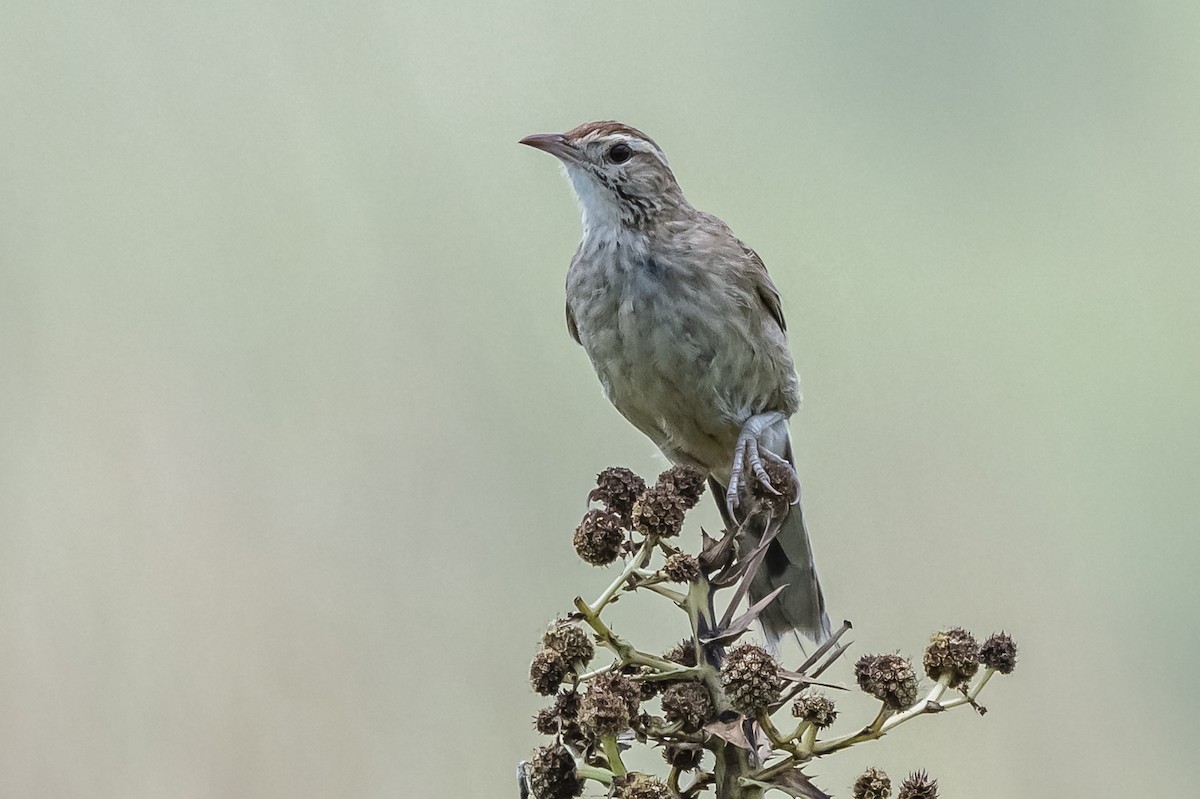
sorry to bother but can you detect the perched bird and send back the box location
[521,121,831,644]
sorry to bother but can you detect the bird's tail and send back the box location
[746,500,831,646]
[710,442,831,647]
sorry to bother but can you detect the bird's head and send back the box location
[520,121,687,232]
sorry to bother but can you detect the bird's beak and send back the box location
[519,133,581,163]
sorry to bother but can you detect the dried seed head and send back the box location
[578,672,640,737]
[631,484,687,538]
[614,773,671,799]
[542,621,595,667]
[923,627,980,688]
[663,553,701,582]
[897,770,939,799]
[662,743,705,771]
[656,466,707,509]
[530,649,568,696]
[852,767,892,799]
[790,691,838,729]
[751,459,800,516]
[591,467,647,524]
[663,639,699,668]
[979,631,1019,674]
[528,744,583,799]
[637,669,660,701]
[553,690,581,721]
[533,706,559,736]
[660,681,716,731]
[552,691,585,747]
[573,508,625,566]
[855,653,919,709]
[720,643,782,715]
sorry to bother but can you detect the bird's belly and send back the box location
[579,297,765,474]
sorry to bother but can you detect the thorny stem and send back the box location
[601,734,627,777]
[938,667,996,712]
[589,538,656,613]
[755,709,797,755]
[814,673,966,756]
[575,763,614,785]
[574,594,681,672]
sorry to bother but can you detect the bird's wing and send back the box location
[566,301,581,344]
[742,245,787,334]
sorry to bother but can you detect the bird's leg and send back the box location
[726,411,794,511]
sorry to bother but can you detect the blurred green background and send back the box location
[1,2,1197,796]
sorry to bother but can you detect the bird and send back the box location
[520,121,831,645]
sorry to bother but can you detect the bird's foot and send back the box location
[725,412,796,513]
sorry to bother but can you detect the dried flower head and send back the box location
[923,627,980,688]
[637,669,661,701]
[631,484,688,538]
[663,639,699,668]
[897,770,939,799]
[791,691,838,729]
[662,743,705,771]
[852,767,892,799]
[578,671,640,737]
[855,653,919,709]
[552,691,584,746]
[533,706,559,736]
[751,459,800,516]
[979,631,1019,674]
[542,621,595,667]
[614,773,671,799]
[660,680,715,731]
[530,649,568,696]
[573,508,625,566]
[720,643,782,714]
[591,467,646,524]
[527,744,583,799]
[663,553,701,582]
[656,466,707,509]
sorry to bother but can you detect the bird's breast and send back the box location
[566,238,794,472]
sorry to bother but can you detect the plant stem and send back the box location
[601,734,627,777]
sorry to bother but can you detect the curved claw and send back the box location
[726,413,800,513]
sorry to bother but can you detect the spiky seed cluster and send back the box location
[656,466,707,509]
[751,459,800,515]
[573,508,625,566]
[855,653,919,709]
[791,691,838,729]
[720,643,782,714]
[980,631,1019,674]
[662,743,704,771]
[923,627,980,688]
[663,553,701,582]
[631,483,688,538]
[897,770,939,799]
[614,774,671,799]
[533,707,559,736]
[579,672,640,737]
[527,744,583,799]
[591,467,646,525]
[663,639,698,668]
[542,621,595,667]
[530,650,567,696]
[660,681,715,731]
[852,767,892,799]
[533,691,582,737]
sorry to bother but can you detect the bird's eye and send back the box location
[607,143,632,164]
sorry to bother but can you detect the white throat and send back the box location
[564,166,624,237]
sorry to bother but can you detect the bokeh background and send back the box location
[2,2,1197,797]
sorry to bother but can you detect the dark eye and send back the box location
[607,143,632,163]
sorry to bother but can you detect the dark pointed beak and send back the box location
[519,133,581,163]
